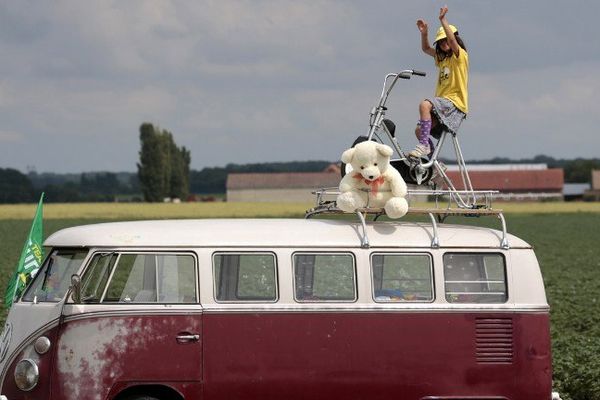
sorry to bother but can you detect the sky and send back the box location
[0,0,599,173]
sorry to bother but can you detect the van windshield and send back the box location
[21,249,88,303]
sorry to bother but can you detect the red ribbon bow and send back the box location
[353,173,385,195]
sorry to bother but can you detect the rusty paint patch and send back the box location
[57,317,162,400]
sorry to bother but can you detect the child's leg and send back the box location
[410,100,433,157]
[418,100,433,144]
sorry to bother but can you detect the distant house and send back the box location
[227,165,341,202]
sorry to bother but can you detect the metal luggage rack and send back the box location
[305,187,509,250]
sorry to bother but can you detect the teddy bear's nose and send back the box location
[368,175,374,180]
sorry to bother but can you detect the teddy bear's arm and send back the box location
[339,174,356,193]
[387,170,408,197]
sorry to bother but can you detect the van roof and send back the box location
[44,219,531,249]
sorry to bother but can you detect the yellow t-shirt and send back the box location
[435,48,469,114]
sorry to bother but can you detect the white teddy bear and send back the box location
[337,140,409,219]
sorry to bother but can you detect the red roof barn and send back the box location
[444,168,564,193]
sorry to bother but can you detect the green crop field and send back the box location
[0,202,599,399]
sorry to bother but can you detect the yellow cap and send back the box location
[433,24,458,44]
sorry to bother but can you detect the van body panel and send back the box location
[0,303,63,390]
[0,324,60,399]
[508,250,548,305]
[202,311,551,399]
[51,313,202,400]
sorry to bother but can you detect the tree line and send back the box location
[1,137,600,204]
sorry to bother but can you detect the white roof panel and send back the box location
[44,219,531,249]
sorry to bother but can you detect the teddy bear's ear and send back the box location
[341,148,355,164]
[376,144,393,157]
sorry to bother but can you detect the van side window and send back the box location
[371,254,434,302]
[293,253,356,302]
[213,253,277,302]
[103,254,197,303]
[443,253,507,303]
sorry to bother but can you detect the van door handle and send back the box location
[176,334,200,343]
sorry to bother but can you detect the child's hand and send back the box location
[416,19,428,34]
[439,6,448,20]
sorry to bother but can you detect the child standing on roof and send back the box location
[409,5,469,158]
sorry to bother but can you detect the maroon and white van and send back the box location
[0,218,559,400]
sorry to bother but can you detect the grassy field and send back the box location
[1,200,600,220]
[0,202,599,399]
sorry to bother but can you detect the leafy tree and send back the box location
[0,168,35,203]
[137,123,191,201]
[42,182,82,202]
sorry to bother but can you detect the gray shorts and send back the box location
[427,97,466,136]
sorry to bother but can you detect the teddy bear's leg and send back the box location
[337,191,367,213]
[384,197,409,219]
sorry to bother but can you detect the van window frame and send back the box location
[370,252,435,303]
[212,251,279,304]
[81,250,199,304]
[442,251,509,304]
[292,251,358,303]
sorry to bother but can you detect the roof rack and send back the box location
[305,188,509,250]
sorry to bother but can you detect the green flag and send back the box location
[4,193,44,308]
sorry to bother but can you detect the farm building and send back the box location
[442,164,564,200]
[226,165,340,202]
[563,183,590,201]
[226,163,565,202]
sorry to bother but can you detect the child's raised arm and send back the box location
[417,19,436,58]
[439,6,460,57]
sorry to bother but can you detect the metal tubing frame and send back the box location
[498,212,510,249]
[356,211,370,249]
[363,74,478,209]
[412,131,476,209]
[428,213,440,248]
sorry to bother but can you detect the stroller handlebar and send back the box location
[378,69,427,107]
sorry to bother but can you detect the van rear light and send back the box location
[475,317,514,364]
[14,359,39,391]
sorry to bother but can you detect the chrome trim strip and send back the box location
[198,306,549,314]
[61,309,204,323]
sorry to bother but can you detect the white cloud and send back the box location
[0,1,599,172]
[0,130,24,143]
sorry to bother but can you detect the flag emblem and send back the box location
[4,194,44,308]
